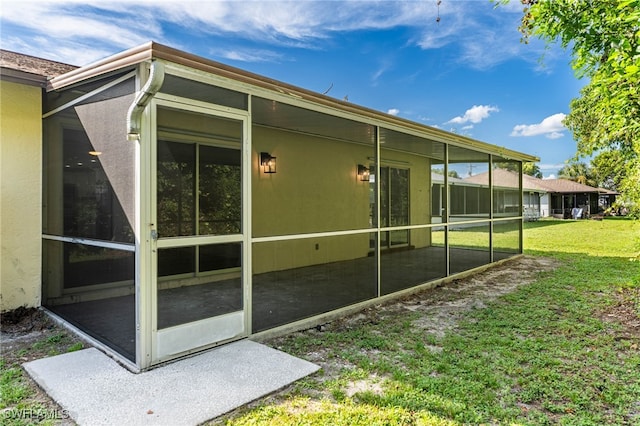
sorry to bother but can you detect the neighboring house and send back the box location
[0,42,538,371]
[597,187,619,213]
[463,168,607,219]
[430,172,473,222]
[462,168,547,221]
[536,178,601,219]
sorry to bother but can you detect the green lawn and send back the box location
[222,218,640,425]
[0,331,83,426]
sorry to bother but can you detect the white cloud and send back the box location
[539,163,565,180]
[547,131,564,139]
[510,113,567,138]
[447,105,499,125]
[371,61,393,85]
[539,163,565,171]
[387,108,400,116]
[210,48,285,63]
[1,2,160,44]
[462,125,474,130]
[2,35,115,66]
[414,2,551,70]
[0,1,164,64]
[0,0,554,70]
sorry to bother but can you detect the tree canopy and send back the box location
[557,161,597,187]
[591,150,627,191]
[495,161,542,178]
[508,0,640,215]
[522,162,542,179]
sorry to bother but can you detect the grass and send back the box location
[1,329,83,425]
[222,218,640,425]
[0,361,30,407]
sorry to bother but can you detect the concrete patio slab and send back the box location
[23,340,319,425]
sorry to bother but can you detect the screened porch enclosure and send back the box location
[42,71,137,360]
[41,44,533,370]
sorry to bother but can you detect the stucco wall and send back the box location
[252,125,433,274]
[540,194,550,217]
[252,126,372,273]
[0,80,43,312]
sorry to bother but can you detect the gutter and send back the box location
[0,67,48,87]
[126,60,165,141]
[49,42,537,162]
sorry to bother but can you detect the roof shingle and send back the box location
[463,168,603,194]
[1,50,77,85]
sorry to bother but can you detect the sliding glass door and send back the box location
[380,166,410,249]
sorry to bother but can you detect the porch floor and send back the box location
[47,247,516,362]
[23,340,319,425]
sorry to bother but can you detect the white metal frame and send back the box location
[137,91,250,367]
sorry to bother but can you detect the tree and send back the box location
[557,161,597,187]
[494,161,542,178]
[522,162,542,178]
[591,150,627,191]
[507,0,640,215]
[432,168,461,179]
[494,162,519,173]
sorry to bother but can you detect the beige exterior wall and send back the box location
[0,80,43,312]
[251,125,433,274]
[252,126,372,273]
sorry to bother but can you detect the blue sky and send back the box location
[1,0,586,178]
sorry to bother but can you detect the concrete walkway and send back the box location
[23,340,319,425]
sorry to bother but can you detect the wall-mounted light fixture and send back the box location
[260,152,277,174]
[357,164,370,182]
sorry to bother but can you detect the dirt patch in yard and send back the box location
[402,256,561,336]
[1,307,80,364]
[271,256,563,377]
[597,285,640,346]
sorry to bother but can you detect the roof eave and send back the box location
[1,67,48,87]
[46,41,539,163]
[47,41,154,91]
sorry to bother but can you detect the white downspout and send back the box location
[129,59,164,369]
[127,60,165,141]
